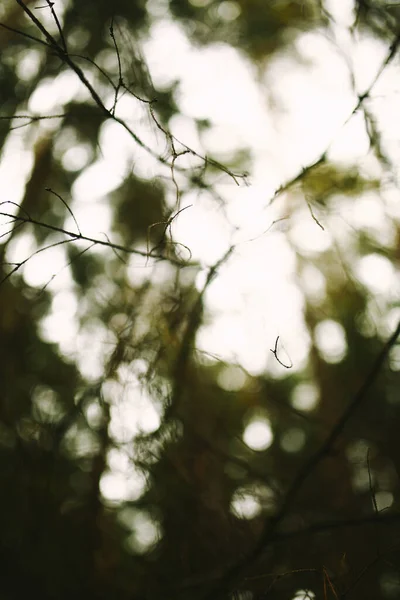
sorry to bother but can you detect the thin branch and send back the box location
[109,17,124,115]
[206,318,400,598]
[367,448,379,515]
[0,211,197,268]
[45,188,81,235]
[0,20,51,47]
[147,204,193,261]
[38,242,95,295]
[67,54,117,90]
[270,335,293,369]
[266,28,400,208]
[307,200,325,230]
[13,0,247,186]
[269,511,400,543]
[0,113,67,133]
[341,540,400,598]
[164,246,235,422]
[45,0,67,52]
[0,237,74,286]
[267,154,327,207]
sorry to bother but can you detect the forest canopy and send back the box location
[1,1,400,599]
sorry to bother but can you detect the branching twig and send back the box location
[45,188,81,235]
[9,0,247,186]
[270,335,293,369]
[206,318,400,599]
[0,209,196,268]
[165,246,235,422]
[266,28,400,208]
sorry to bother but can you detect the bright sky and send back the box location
[2,0,400,552]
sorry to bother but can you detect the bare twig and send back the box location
[45,188,81,235]
[206,319,400,599]
[0,208,197,268]
[10,0,247,186]
[165,246,235,421]
[266,28,400,208]
[270,335,293,369]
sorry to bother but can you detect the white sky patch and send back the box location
[62,144,92,172]
[220,182,285,240]
[267,37,355,170]
[178,44,272,149]
[355,253,395,295]
[299,265,327,305]
[18,238,71,290]
[324,0,355,26]
[328,111,371,162]
[384,186,400,221]
[171,196,232,263]
[293,590,316,600]
[73,159,125,202]
[103,370,161,443]
[40,287,78,342]
[69,200,113,240]
[39,288,80,355]
[243,418,273,451]
[374,491,394,512]
[40,308,78,350]
[147,0,169,18]
[108,394,160,443]
[196,233,309,375]
[231,489,262,519]
[84,400,104,429]
[385,307,400,335]
[147,20,273,162]
[16,48,43,82]
[314,319,347,364]
[197,314,252,367]
[202,123,244,155]
[289,215,332,254]
[144,20,192,89]
[100,470,147,504]
[28,78,62,114]
[101,448,148,505]
[291,382,320,412]
[169,114,203,153]
[350,193,388,231]
[0,134,32,207]
[99,119,147,172]
[217,365,247,391]
[71,319,114,381]
[353,36,394,94]
[28,71,84,114]
[230,483,275,519]
[218,1,241,21]
[123,510,161,554]
[5,224,36,264]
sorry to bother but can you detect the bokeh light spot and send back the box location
[243,418,273,451]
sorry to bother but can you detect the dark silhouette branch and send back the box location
[267,27,400,209]
[8,0,247,186]
[0,209,197,268]
[206,318,400,599]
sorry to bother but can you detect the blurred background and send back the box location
[1,0,400,598]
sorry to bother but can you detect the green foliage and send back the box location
[169,0,326,59]
[111,173,166,243]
